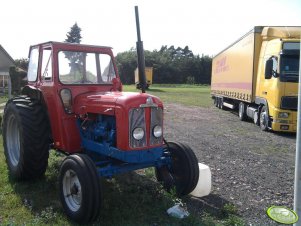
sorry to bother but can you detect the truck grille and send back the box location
[129,107,163,148]
[281,96,297,110]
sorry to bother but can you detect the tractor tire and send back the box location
[59,154,101,224]
[156,142,199,196]
[3,96,50,180]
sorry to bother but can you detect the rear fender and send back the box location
[22,85,43,102]
[21,85,53,141]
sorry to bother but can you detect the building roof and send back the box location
[0,45,15,71]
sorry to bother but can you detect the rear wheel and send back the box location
[156,142,199,196]
[253,111,259,125]
[238,102,247,121]
[3,96,50,180]
[59,154,101,223]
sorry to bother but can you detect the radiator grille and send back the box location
[281,96,297,110]
[129,106,163,148]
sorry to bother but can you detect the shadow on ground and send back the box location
[147,88,166,93]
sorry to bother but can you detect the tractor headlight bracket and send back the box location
[60,88,73,114]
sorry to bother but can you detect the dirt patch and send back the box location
[163,103,296,225]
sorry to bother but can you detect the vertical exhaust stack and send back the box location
[135,6,147,93]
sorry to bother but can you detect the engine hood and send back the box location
[73,91,163,115]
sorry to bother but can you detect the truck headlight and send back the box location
[153,125,162,138]
[278,112,289,118]
[133,127,144,140]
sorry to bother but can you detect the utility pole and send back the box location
[294,43,301,226]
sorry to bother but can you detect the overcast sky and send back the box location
[1,0,300,59]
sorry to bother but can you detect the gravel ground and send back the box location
[163,103,296,225]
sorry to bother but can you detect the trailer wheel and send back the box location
[260,106,269,131]
[214,97,219,107]
[59,154,101,223]
[156,142,199,196]
[219,98,224,110]
[3,96,50,180]
[238,102,247,121]
[253,111,260,125]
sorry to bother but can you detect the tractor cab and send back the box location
[24,42,124,152]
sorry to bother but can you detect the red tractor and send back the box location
[2,7,199,223]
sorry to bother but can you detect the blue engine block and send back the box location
[80,115,116,146]
[78,115,171,178]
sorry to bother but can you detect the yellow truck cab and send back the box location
[211,26,300,132]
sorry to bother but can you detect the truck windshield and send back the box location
[280,54,300,82]
[58,51,116,85]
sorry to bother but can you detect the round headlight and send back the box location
[133,127,144,140]
[153,125,162,138]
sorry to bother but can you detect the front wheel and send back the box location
[59,154,101,223]
[260,106,269,131]
[156,142,199,196]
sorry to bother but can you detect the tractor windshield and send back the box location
[58,51,116,84]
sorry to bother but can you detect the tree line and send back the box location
[115,45,212,85]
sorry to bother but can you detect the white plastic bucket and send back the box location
[190,163,211,197]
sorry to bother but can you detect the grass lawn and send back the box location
[123,84,212,108]
[0,85,244,225]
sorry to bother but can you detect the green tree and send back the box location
[9,58,29,94]
[65,23,82,43]
[9,66,27,94]
[115,49,137,84]
[15,58,29,71]
[65,23,83,79]
[115,45,212,85]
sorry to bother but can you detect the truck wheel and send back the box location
[260,106,269,131]
[219,98,224,110]
[238,102,247,121]
[213,97,216,106]
[156,142,199,196]
[59,154,101,223]
[253,111,259,125]
[214,97,219,107]
[3,97,50,180]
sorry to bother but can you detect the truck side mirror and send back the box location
[265,57,278,79]
[265,59,273,79]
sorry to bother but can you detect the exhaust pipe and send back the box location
[135,6,147,93]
